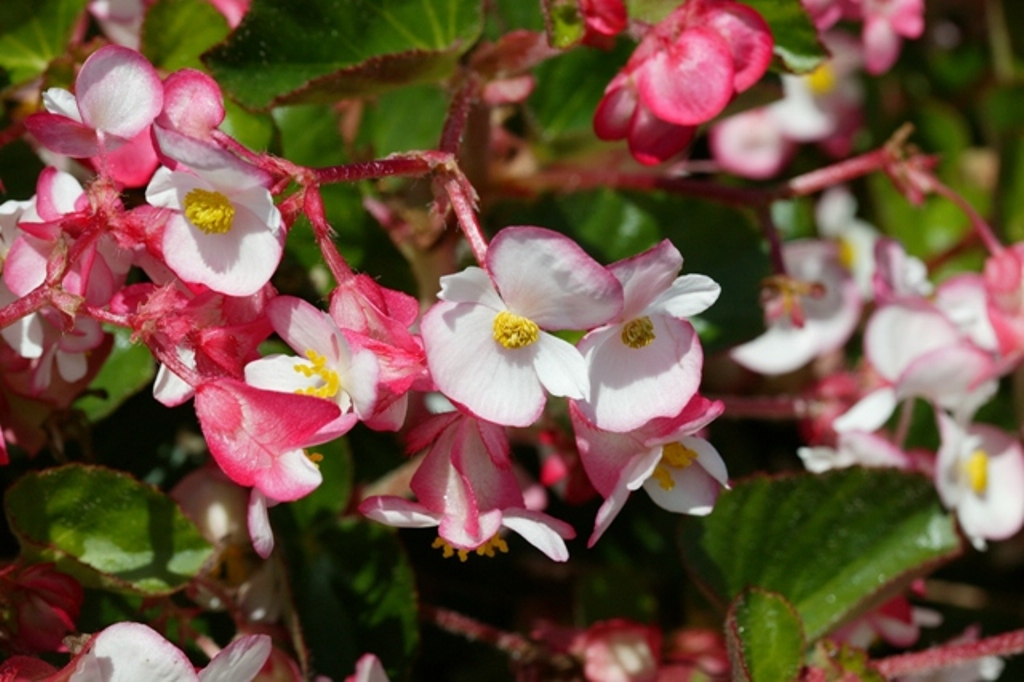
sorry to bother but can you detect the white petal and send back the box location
[532,333,589,401]
[247,489,274,559]
[198,634,272,682]
[501,509,574,562]
[832,388,898,433]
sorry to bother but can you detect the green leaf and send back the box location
[359,83,449,155]
[288,437,355,529]
[279,514,419,680]
[726,588,805,682]
[0,0,87,87]
[5,464,214,595]
[141,0,230,71]
[75,327,156,423]
[203,0,484,110]
[679,468,962,641]
[742,0,825,73]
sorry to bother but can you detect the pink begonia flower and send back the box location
[574,239,719,433]
[194,378,342,502]
[0,562,83,654]
[245,295,378,441]
[57,622,270,681]
[833,300,998,434]
[861,0,924,74]
[580,0,628,46]
[571,395,726,546]
[25,45,162,186]
[154,69,228,171]
[346,654,390,682]
[797,430,910,473]
[832,595,939,650]
[933,274,999,356]
[871,236,932,304]
[816,186,881,297]
[359,411,576,561]
[579,619,662,682]
[981,241,1024,361]
[420,226,623,428]
[730,239,862,375]
[935,413,1024,550]
[328,274,428,431]
[145,139,283,296]
[593,0,773,165]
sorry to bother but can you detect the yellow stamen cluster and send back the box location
[183,188,235,234]
[806,63,836,96]
[293,349,341,399]
[651,442,700,491]
[837,237,856,272]
[493,310,540,349]
[432,535,510,562]
[964,449,989,494]
[305,451,324,468]
[621,316,656,349]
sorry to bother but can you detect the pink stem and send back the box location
[873,627,1024,677]
[313,155,434,184]
[303,186,354,283]
[439,72,478,155]
[440,172,489,266]
[421,605,534,658]
[0,288,50,331]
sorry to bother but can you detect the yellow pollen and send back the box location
[493,310,540,349]
[305,451,324,468]
[838,237,856,272]
[293,349,341,399]
[653,442,700,491]
[183,188,235,234]
[621,316,656,349]
[432,535,509,562]
[806,63,836,96]
[964,449,989,494]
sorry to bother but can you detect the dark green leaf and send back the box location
[141,0,230,71]
[0,0,88,86]
[288,437,355,528]
[680,468,962,641]
[5,464,214,595]
[75,327,156,423]
[204,0,484,110]
[279,514,419,680]
[726,588,805,682]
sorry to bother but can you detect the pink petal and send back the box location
[95,126,159,187]
[24,113,101,157]
[588,450,661,547]
[593,74,636,141]
[608,239,683,319]
[626,104,695,165]
[701,1,775,92]
[158,69,225,140]
[69,622,196,682]
[710,109,793,179]
[198,634,272,682]
[358,496,443,528]
[865,302,963,382]
[348,654,391,682]
[487,226,623,329]
[570,401,646,497]
[76,45,164,139]
[635,27,734,126]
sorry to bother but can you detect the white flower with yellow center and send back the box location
[935,413,1024,550]
[146,155,283,297]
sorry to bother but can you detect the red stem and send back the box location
[312,155,434,184]
[873,627,1024,677]
[439,72,479,156]
[0,288,51,331]
[303,186,354,283]
[440,172,489,267]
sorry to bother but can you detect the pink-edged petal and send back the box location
[441,508,504,549]
[635,27,734,126]
[710,109,792,179]
[56,350,88,383]
[4,235,49,296]
[487,226,623,329]
[69,622,196,682]
[152,127,271,188]
[158,69,225,139]
[897,344,996,414]
[348,654,391,682]
[96,127,159,187]
[247,489,274,559]
[649,275,721,318]
[609,239,683,318]
[422,301,546,427]
[251,447,323,502]
[358,496,443,528]
[532,333,590,401]
[701,1,775,92]
[832,388,898,433]
[76,45,163,139]
[579,316,702,432]
[267,296,341,360]
[36,166,86,219]
[865,302,961,382]
[436,266,505,309]
[862,17,901,75]
[570,401,646,496]
[501,508,575,562]
[588,449,661,547]
[593,74,636,141]
[25,113,101,157]
[626,106,695,166]
[198,634,272,682]
[153,351,196,407]
[958,425,1024,542]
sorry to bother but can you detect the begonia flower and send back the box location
[935,413,1024,550]
[145,149,283,296]
[420,226,623,427]
[574,239,719,432]
[245,295,378,441]
[593,0,773,164]
[861,0,924,74]
[194,378,342,502]
[359,411,575,561]
[730,239,862,375]
[571,395,726,546]
[797,430,910,473]
[0,562,82,654]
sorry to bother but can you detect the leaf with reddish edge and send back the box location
[203,0,484,110]
[4,464,214,596]
[679,468,962,642]
[726,588,805,682]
